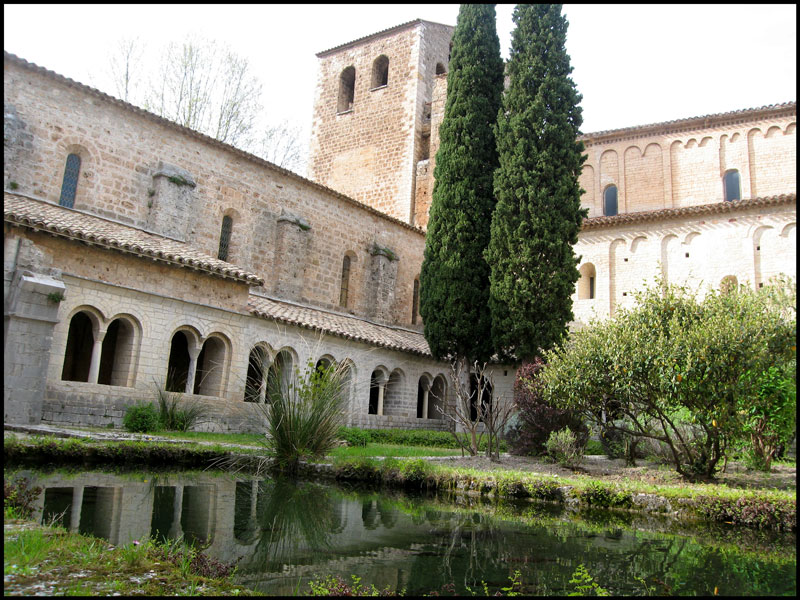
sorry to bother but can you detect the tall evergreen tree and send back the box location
[486,4,587,362]
[419,4,504,363]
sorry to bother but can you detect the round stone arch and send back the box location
[368,366,389,415]
[98,312,142,387]
[384,368,405,417]
[195,332,232,397]
[430,374,448,420]
[60,304,105,383]
[267,346,298,401]
[416,372,433,419]
[165,325,202,393]
[338,358,357,407]
[245,342,275,403]
[56,139,99,207]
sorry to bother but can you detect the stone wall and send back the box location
[3,55,426,327]
[308,21,453,223]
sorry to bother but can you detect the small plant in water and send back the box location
[569,564,609,596]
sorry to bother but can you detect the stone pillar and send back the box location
[87,329,106,384]
[422,388,429,420]
[146,162,196,241]
[377,383,385,417]
[168,484,184,540]
[258,354,270,404]
[4,266,66,424]
[366,244,398,322]
[273,210,311,301]
[70,485,84,532]
[185,346,201,395]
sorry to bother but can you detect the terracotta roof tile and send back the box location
[580,102,796,141]
[581,194,796,230]
[4,193,264,285]
[248,295,431,356]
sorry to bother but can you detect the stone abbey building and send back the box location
[4,19,796,431]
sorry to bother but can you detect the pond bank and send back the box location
[4,425,796,533]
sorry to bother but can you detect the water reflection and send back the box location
[18,469,797,596]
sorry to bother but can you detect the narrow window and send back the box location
[411,278,420,324]
[338,66,355,113]
[339,255,351,308]
[589,276,595,300]
[217,215,233,261]
[603,185,618,217]
[435,62,446,75]
[166,331,190,393]
[59,153,81,208]
[723,169,741,202]
[371,55,389,88]
[578,263,596,300]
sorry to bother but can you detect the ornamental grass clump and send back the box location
[262,359,350,474]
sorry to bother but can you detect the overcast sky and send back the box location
[4,4,796,170]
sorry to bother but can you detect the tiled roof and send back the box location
[3,52,425,236]
[4,193,264,285]
[581,194,796,230]
[580,102,796,142]
[248,295,431,356]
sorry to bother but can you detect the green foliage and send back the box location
[4,476,43,519]
[568,564,610,596]
[337,426,507,452]
[420,4,504,363]
[693,494,796,532]
[262,358,350,473]
[332,457,382,483]
[487,4,587,362]
[338,426,370,447]
[155,386,208,432]
[542,278,796,479]
[122,402,160,433]
[584,439,604,455]
[580,482,633,509]
[399,458,432,486]
[544,428,584,468]
[309,574,397,596]
[737,366,796,471]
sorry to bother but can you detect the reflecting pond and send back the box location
[17,469,797,596]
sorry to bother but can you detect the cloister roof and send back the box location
[248,294,432,357]
[4,192,264,286]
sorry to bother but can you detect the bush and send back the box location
[264,359,351,474]
[155,387,208,432]
[542,278,796,480]
[545,428,583,468]
[123,402,160,433]
[338,427,370,447]
[400,458,432,486]
[580,482,632,509]
[506,358,588,456]
[4,476,43,519]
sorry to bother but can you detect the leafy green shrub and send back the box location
[542,278,796,480]
[584,439,604,455]
[263,359,351,473]
[338,427,370,447]
[123,402,160,433]
[545,428,583,468]
[400,459,432,486]
[309,575,398,596]
[569,564,610,596]
[580,482,632,509]
[694,495,796,532]
[507,358,588,456]
[525,480,563,502]
[4,476,43,519]
[738,366,796,472]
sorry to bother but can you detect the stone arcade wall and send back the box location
[3,54,425,328]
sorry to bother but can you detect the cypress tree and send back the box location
[486,4,587,362]
[419,4,504,363]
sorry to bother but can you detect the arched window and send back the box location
[435,62,446,75]
[217,215,233,261]
[603,185,618,217]
[59,153,81,208]
[267,349,293,401]
[723,169,741,202]
[338,66,355,113]
[195,336,226,396]
[61,311,94,382]
[411,278,420,324]
[245,346,270,403]
[339,255,351,308]
[97,317,137,387]
[578,263,596,300]
[371,55,389,88]
[166,331,191,393]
